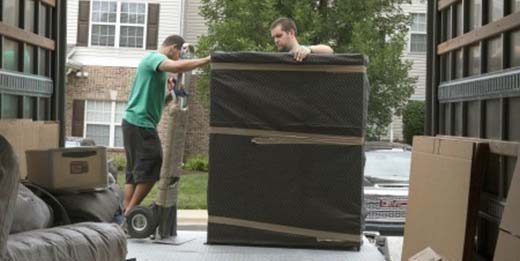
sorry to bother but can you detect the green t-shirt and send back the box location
[123,52,168,129]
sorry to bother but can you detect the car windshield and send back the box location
[364,149,411,182]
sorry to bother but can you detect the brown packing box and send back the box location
[494,231,520,261]
[499,157,520,238]
[402,136,483,261]
[0,120,59,179]
[26,146,108,192]
[494,156,520,261]
[408,247,445,261]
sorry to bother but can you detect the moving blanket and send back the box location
[208,52,369,249]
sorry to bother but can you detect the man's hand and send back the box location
[293,46,311,62]
[167,76,177,92]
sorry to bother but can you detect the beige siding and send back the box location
[407,54,427,100]
[67,0,80,45]
[158,0,183,46]
[72,47,148,67]
[183,0,208,45]
[402,0,427,101]
[386,0,427,141]
[401,0,427,14]
[67,0,183,68]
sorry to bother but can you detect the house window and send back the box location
[409,13,427,53]
[119,3,146,48]
[84,100,126,148]
[90,1,147,48]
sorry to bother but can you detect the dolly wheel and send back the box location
[127,206,157,238]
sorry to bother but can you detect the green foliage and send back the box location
[117,171,209,209]
[177,173,208,209]
[196,0,416,137]
[111,154,127,171]
[184,154,209,172]
[402,100,425,145]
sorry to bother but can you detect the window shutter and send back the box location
[146,4,160,50]
[77,1,91,47]
[72,100,85,137]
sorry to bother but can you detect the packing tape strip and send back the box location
[209,215,362,243]
[211,63,367,73]
[210,127,363,146]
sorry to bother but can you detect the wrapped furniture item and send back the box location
[0,135,127,261]
[55,182,123,223]
[207,52,369,250]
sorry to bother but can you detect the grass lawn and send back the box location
[116,170,208,209]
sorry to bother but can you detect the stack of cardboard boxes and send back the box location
[403,136,520,261]
[0,120,107,192]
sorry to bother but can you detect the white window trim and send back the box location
[83,100,125,148]
[408,12,427,54]
[88,1,148,49]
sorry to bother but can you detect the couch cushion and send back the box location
[0,135,20,259]
[10,184,53,234]
[5,222,127,261]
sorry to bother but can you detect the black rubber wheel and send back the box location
[126,206,157,238]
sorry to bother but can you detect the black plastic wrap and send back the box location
[208,52,369,249]
[210,52,369,136]
[211,52,368,65]
[208,134,364,249]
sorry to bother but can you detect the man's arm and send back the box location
[293,44,334,62]
[309,44,333,54]
[158,56,211,73]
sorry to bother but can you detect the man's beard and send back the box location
[278,45,290,52]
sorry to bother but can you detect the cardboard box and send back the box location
[494,157,520,260]
[26,147,108,191]
[494,231,520,261]
[402,136,486,261]
[0,120,59,179]
[409,247,446,261]
[499,157,520,238]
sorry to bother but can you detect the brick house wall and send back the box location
[183,76,209,158]
[65,66,135,143]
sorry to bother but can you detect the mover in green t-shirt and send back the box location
[122,35,210,216]
[270,17,334,61]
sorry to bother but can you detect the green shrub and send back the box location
[184,154,209,172]
[402,100,425,145]
[111,154,127,171]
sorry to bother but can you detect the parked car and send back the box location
[364,142,411,235]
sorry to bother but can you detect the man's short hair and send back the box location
[270,17,297,35]
[162,35,185,48]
